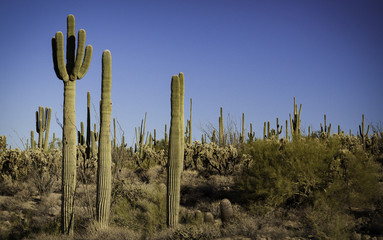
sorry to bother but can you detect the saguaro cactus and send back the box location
[51,14,93,234]
[241,113,245,144]
[359,114,369,150]
[275,118,283,140]
[188,98,192,145]
[320,114,331,137]
[289,97,302,140]
[167,73,185,228]
[96,50,112,228]
[248,123,255,143]
[31,131,36,149]
[219,107,224,145]
[36,106,52,150]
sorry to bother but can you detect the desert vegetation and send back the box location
[1,14,383,240]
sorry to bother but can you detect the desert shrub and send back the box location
[27,149,61,195]
[184,142,244,175]
[131,146,167,170]
[0,148,31,180]
[305,198,356,240]
[237,137,382,209]
[111,179,166,235]
[77,144,97,184]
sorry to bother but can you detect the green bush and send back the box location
[237,136,382,209]
[111,180,166,235]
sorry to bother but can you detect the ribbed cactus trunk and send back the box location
[52,14,92,235]
[96,50,112,228]
[167,73,184,228]
[219,107,224,145]
[43,108,52,151]
[62,80,77,234]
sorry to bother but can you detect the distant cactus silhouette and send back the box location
[320,114,331,138]
[359,114,370,150]
[51,14,93,234]
[289,97,302,140]
[96,50,112,228]
[248,123,255,143]
[167,73,185,228]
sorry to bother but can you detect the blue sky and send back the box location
[1,0,382,148]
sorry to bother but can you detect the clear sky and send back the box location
[1,0,382,148]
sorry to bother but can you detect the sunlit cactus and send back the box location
[51,14,93,235]
[96,50,112,228]
[35,106,51,151]
[167,73,185,228]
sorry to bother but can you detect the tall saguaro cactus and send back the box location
[52,14,93,234]
[96,50,112,228]
[167,73,185,228]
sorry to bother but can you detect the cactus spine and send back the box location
[96,50,112,228]
[167,73,185,228]
[52,14,93,234]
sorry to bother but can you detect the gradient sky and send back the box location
[1,0,383,148]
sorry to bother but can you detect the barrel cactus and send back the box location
[220,198,234,223]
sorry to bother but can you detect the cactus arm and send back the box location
[54,32,69,82]
[298,104,302,133]
[78,45,93,79]
[52,37,61,80]
[71,29,86,80]
[66,15,75,74]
